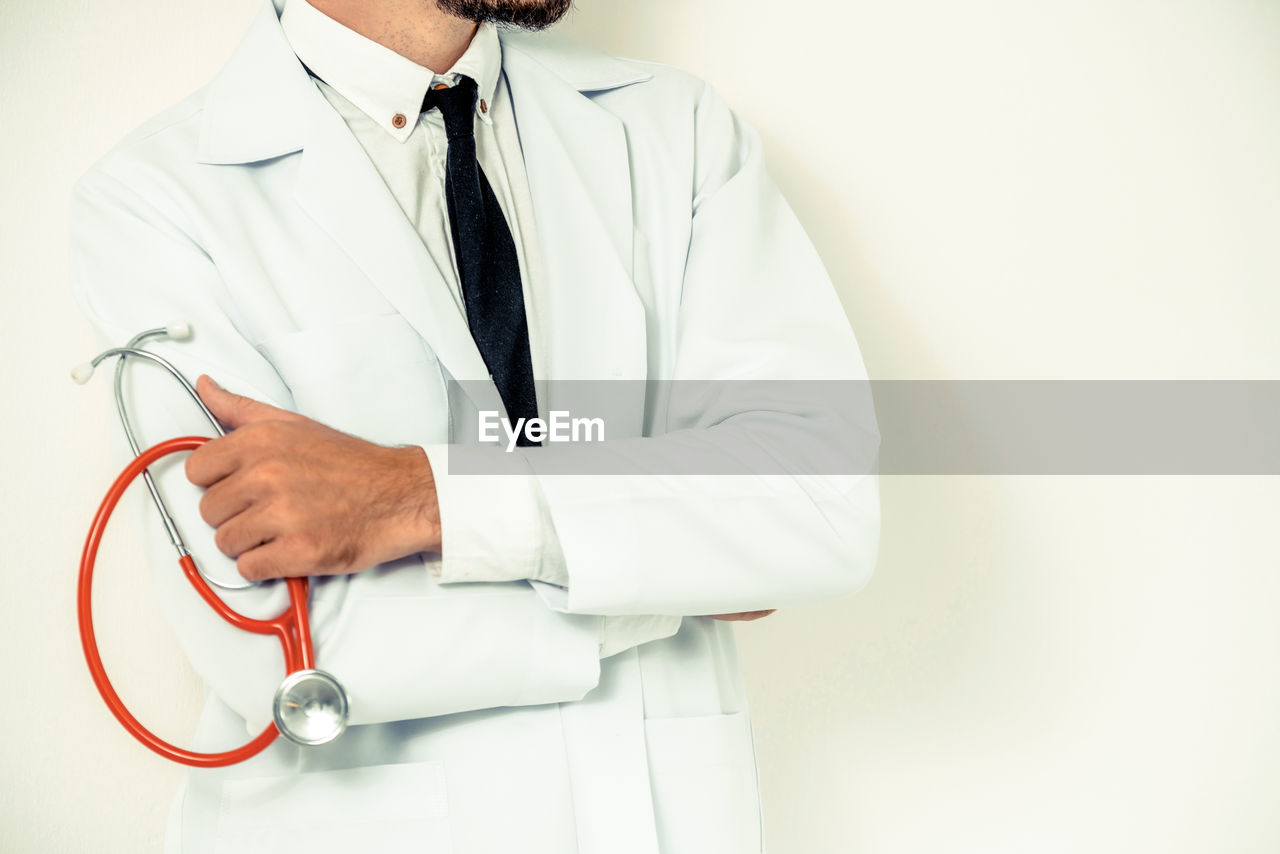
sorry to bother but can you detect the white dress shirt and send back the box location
[279,0,678,655]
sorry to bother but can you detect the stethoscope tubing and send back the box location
[78,434,315,767]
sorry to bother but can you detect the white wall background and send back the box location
[2,0,1278,851]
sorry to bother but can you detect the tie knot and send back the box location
[421,76,479,140]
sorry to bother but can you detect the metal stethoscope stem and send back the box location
[77,324,254,590]
[73,323,348,764]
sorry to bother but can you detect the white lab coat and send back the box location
[68,1,881,851]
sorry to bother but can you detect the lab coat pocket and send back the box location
[213,760,452,854]
[256,312,450,445]
[644,711,763,854]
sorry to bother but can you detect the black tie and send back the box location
[421,77,539,444]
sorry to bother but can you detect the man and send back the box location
[69,0,880,851]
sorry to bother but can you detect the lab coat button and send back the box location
[392,113,407,129]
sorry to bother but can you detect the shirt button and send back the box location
[392,113,407,129]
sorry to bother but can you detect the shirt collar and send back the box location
[280,0,500,141]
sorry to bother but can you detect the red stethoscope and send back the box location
[73,322,348,767]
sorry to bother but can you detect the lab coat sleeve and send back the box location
[421,442,567,586]
[66,166,659,730]
[511,81,882,617]
[422,443,681,655]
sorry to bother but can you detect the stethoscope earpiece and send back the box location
[70,362,95,385]
[164,320,191,340]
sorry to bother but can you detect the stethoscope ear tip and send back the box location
[165,320,192,340]
[70,362,95,385]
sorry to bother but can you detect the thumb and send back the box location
[196,374,302,430]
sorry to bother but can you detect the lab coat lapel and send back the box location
[502,39,650,436]
[292,98,494,387]
[199,0,493,390]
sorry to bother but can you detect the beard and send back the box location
[435,0,574,30]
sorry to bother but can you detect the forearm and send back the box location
[435,384,879,618]
[106,356,610,728]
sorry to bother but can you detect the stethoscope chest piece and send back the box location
[273,669,349,746]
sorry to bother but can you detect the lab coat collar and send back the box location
[195,0,312,165]
[497,27,654,94]
[197,0,653,165]
[280,0,502,143]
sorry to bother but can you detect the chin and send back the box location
[436,0,574,30]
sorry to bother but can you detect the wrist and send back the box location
[387,444,442,557]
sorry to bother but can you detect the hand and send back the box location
[185,375,441,581]
[708,610,776,622]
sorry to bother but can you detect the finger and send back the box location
[708,610,776,622]
[185,433,245,488]
[213,507,279,560]
[197,469,259,528]
[236,539,299,582]
[197,375,302,430]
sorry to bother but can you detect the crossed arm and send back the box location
[184,372,771,626]
[70,175,777,729]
